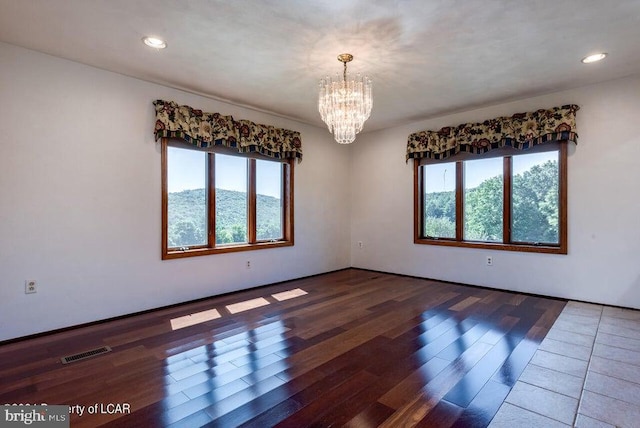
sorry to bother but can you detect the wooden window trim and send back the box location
[503,156,512,243]
[455,161,464,241]
[161,138,294,260]
[247,159,257,244]
[414,143,567,255]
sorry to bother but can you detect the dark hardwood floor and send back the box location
[0,269,566,427]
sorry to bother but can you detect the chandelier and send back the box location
[318,54,372,144]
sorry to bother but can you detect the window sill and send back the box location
[163,240,294,260]
[414,237,566,254]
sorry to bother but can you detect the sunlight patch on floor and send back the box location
[170,308,221,330]
[226,297,270,314]
[271,288,308,301]
[170,289,308,329]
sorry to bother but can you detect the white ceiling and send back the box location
[2,0,640,132]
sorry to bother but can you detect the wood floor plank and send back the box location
[0,268,566,428]
[274,370,378,427]
[344,401,396,427]
[415,399,464,428]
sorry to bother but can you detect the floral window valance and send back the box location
[154,100,302,162]
[406,104,579,162]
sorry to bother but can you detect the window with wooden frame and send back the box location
[414,143,567,254]
[162,138,294,259]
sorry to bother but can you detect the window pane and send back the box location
[256,159,283,241]
[215,154,247,244]
[512,151,559,244]
[167,147,207,248]
[464,157,503,242]
[423,163,456,238]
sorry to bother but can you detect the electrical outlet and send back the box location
[358,241,363,249]
[486,256,493,267]
[25,280,37,294]
[246,260,251,269]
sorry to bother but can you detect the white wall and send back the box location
[0,42,351,341]
[351,74,640,309]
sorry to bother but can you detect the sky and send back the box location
[168,147,556,196]
[425,151,558,192]
[167,148,282,198]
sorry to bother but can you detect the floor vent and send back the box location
[60,346,112,364]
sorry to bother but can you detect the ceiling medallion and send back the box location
[318,54,372,144]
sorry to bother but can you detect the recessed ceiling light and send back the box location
[142,36,167,49]
[581,53,607,64]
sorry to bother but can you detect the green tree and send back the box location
[167,188,207,247]
[424,216,456,237]
[512,160,558,242]
[465,176,503,241]
[425,191,455,219]
[169,220,205,247]
[169,188,281,247]
[231,224,247,243]
[424,190,456,237]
